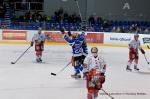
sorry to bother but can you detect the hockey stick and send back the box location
[11,46,31,64]
[51,61,72,76]
[147,45,150,49]
[101,89,114,99]
[144,54,150,64]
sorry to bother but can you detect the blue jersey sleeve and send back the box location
[78,32,85,41]
[64,35,75,46]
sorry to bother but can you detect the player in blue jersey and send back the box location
[60,28,88,78]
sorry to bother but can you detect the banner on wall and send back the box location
[44,31,65,42]
[86,33,104,43]
[44,31,104,43]
[142,36,150,44]
[104,33,133,44]
[2,30,27,40]
[103,33,150,45]
[1,30,150,46]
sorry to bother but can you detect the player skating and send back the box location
[126,34,145,71]
[84,47,106,99]
[68,30,88,78]
[60,28,87,78]
[31,27,50,63]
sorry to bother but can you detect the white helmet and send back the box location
[134,34,139,37]
[38,27,42,33]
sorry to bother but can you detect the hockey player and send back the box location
[60,28,86,78]
[67,30,88,78]
[81,38,88,78]
[31,27,47,62]
[68,30,88,58]
[84,47,106,99]
[126,34,145,71]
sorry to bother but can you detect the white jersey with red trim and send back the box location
[84,55,106,74]
[32,33,46,42]
[129,40,140,50]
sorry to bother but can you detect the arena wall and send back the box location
[0,29,150,49]
[43,0,150,21]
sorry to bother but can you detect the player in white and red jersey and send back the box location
[126,34,145,71]
[84,47,106,99]
[31,27,47,62]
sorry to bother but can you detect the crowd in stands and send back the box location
[12,8,81,23]
[1,6,150,34]
[12,11,45,22]
[0,0,6,18]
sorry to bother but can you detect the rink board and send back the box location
[0,29,150,48]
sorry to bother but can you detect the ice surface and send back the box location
[0,44,150,99]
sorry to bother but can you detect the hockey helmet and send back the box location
[91,47,98,53]
[134,34,139,37]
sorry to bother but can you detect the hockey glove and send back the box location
[30,42,34,46]
[46,34,51,41]
[67,31,72,36]
[100,73,105,76]
[140,48,145,54]
[60,27,65,34]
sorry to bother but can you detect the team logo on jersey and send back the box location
[143,37,150,43]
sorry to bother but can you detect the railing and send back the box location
[1,20,149,34]
[14,2,44,11]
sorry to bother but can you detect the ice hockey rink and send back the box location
[0,44,150,99]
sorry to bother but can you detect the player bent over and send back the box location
[126,34,145,71]
[84,47,106,99]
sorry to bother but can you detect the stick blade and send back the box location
[147,45,150,49]
[11,62,15,64]
[51,73,57,76]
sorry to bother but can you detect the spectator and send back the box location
[0,3,6,18]
[144,28,149,34]
[32,11,42,22]
[112,26,116,32]
[97,16,103,24]
[25,11,32,21]
[88,15,95,26]
[102,20,112,28]
[116,27,121,33]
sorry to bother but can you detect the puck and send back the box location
[51,73,56,76]
[11,62,15,64]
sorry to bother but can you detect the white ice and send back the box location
[0,44,150,99]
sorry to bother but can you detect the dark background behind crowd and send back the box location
[0,0,149,34]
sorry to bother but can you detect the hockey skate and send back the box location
[71,73,81,79]
[39,58,42,62]
[83,72,89,80]
[36,58,42,63]
[83,74,86,80]
[126,65,132,71]
[134,65,139,71]
[36,58,40,62]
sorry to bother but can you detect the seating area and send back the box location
[9,19,150,34]
[0,5,150,34]
[0,1,6,19]
[0,18,4,27]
